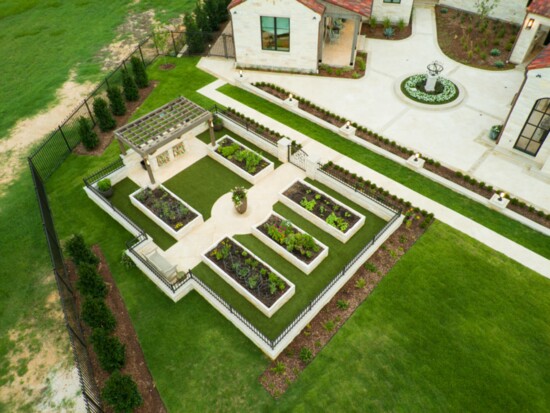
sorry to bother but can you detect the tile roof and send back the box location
[228,0,325,15]
[228,0,373,17]
[528,44,550,71]
[527,0,550,18]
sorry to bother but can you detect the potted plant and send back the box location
[489,125,502,140]
[97,179,113,198]
[231,186,247,214]
[213,115,223,131]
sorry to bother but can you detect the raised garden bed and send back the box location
[435,5,519,70]
[130,185,203,241]
[253,83,550,228]
[252,212,329,275]
[279,180,365,243]
[202,237,295,317]
[208,135,274,184]
[401,74,459,105]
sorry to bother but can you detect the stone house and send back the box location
[228,0,413,72]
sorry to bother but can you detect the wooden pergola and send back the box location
[115,97,213,183]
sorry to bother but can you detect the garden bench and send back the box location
[143,246,178,282]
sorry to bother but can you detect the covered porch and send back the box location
[320,14,361,67]
[510,1,550,65]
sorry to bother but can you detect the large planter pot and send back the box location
[214,122,223,132]
[489,129,499,140]
[99,188,114,198]
[235,199,247,214]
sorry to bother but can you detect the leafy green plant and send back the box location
[382,17,391,29]
[490,48,501,56]
[92,98,116,132]
[397,18,406,31]
[77,263,107,299]
[97,179,111,192]
[337,299,349,310]
[271,361,286,375]
[101,371,143,413]
[299,347,313,364]
[130,56,149,88]
[369,16,377,29]
[300,197,316,211]
[121,251,135,269]
[383,27,395,39]
[107,86,126,116]
[355,278,367,289]
[323,320,335,332]
[81,297,116,332]
[231,186,247,206]
[122,68,139,102]
[77,116,99,150]
[364,262,378,272]
[494,60,505,68]
[65,234,99,266]
[268,272,286,294]
[91,329,125,373]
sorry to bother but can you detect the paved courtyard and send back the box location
[198,6,550,212]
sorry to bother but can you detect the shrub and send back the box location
[299,347,313,364]
[77,263,107,299]
[271,361,286,374]
[121,251,135,269]
[440,7,448,13]
[92,98,116,132]
[480,52,487,60]
[382,17,391,29]
[81,297,116,332]
[490,48,501,56]
[107,86,126,116]
[364,262,378,272]
[337,299,349,310]
[77,117,99,150]
[102,371,143,413]
[184,13,206,54]
[122,69,139,101]
[355,278,367,289]
[65,234,99,266]
[505,42,513,51]
[397,18,406,31]
[97,179,112,192]
[91,329,125,373]
[130,56,149,88]
[383,27,395,39]
[369,16,377,29]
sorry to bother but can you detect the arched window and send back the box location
[514,98,550,156]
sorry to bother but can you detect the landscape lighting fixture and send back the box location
[498,192,506,201]
[414,153,420,162]
[527,18,534,30]
[345,121,351,129]
[239,70,243,78]
[289,94,293,101]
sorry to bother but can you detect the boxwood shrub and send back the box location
[65,234,99,266]
[102,371,143,413]
[82,297,116,333]
[77,263,107,299]
[91,329,125,373]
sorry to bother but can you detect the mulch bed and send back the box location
[318,52,367,79]
[252,83,550,228]
[67,246,167,413]
[260,206,430,398]
[435,5,519,70]
[73,81,158,156]
[361,22,412,40]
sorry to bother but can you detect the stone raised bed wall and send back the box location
[217,114,279,158]
[251,211,329,275]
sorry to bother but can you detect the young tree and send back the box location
[92,98,116,132]
[195,2,212,33]
[475,0,501,23]
[107,86,126,116]
[77,117,99,150]
[184,13,206,54]
[102,371,143,413]
[130,56,149,88]
[121,69,139,102]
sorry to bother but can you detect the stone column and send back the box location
[277,137,292,162]
[510,17,539,64]
[208,117,216,146]
[144,157,156,185]
[117,138,127,155]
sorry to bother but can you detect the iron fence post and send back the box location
[83,98,96,126]
[222,34,228,59]
[170,31,177,56]
[58,126,71,151]
[138,44,146,66]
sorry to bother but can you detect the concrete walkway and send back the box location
[197,79,550,278]
[198,6,550,212]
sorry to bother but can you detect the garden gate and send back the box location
[208,34,235,59]
[289,147,308,171]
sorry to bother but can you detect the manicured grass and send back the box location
[192,179,386,339]
[109,178,175,251]
[217,84,550,259]
[277,222,550,412]
[0,1,194,140]
[196,127,282,168]
[163,156,251,220]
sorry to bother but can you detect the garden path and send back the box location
[196,80,550,279]
[162,159,305,271]
[197,7,550,213]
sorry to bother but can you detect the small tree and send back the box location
[121,69,139,102]
[91,329,125,373]
[66,234,99,266]
[184,13,206,54]
[77,263,107,299]
[77,117,99,150]
[475,0,501,23]
[130,56,149,88]
[102,371,143,413]
[107,86,126,116]
[195,2,213,33]
[81,297,116,332]
[93,98,116,132]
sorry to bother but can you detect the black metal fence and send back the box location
[29,160,104,412]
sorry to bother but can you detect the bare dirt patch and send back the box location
[0,283,85,412]
[0,72,94,187]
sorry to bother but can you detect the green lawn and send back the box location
[109,178,176,251]
[217,84,550,259]
[193,179,386,339]
[0,0,194,140]
[164,156,251,220]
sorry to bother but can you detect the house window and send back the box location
[383,0,401,3]
[514,98,550,156]
[261,17,290,51]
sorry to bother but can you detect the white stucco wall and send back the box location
[372,0,414,24]
[499,69,550,168]
[231,0,321,73]
[510,14,550,64]
[439,0,529,24]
